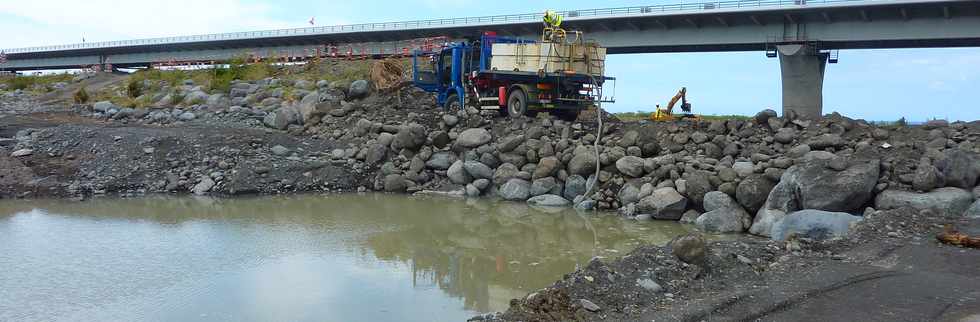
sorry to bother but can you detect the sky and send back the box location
[1,0,978,121]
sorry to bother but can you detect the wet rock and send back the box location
[618,183,641,205]
[192,177,215,195]
[527,194,571,207]
[498,179,531,201]
[679,209,701,224]
[426,152,455,170]
[448,160,472,184]
[615,156,645,178]
[637,187,688,220]
[531,177,560,197]
[669,232,706,265]
[463,161,494,180]
[564,175,588,200]
[875,188,974,216]
[457,128,492,148]
[384,174,409,192]
[493,163,520,184]
[771,209,863,241]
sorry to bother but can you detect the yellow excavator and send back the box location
[651,87,700,121]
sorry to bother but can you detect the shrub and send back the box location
[126,78,143,98]
[73,87,90,104]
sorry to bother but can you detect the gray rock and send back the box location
[493,163,520,184]
[679,209,701,224]
[875,188,974,216]
[364,144,387,165]
[498,179,531,201]
[636,278,664,293]
[463,161,494,180]
[178,112,196,121]
[579,299,600,312]
[426,152,456,170]
[527,194,571,207]
[533,157,560,179]
[348,80,370,99]
[736,175,776,214]
[183,91,209,105]
[683,172,712,209]
[456,128,492,148]
[11,149,33,157]
[448,160,472,184]
[263,106,300,130]
[938,149,979,189]
[912,162,943,192]
[473,179,491,191]
[618,183,642,205]
[774,128,797,144]
[531,177,560,197]
[754,109,778,125]
[192,177,215,195]
[615,156,646,178]
[93,101,115,112]
[670,232,706,265]
[772,158,879,213]
[807,134,845,150]
[637,187,688,220]
[568,152,598,176]
[771,209,863,241]
[270,145,290,156]
[564,175,588,200]
[965,200,980,218]
[750,208,786,237]
[384,174,409,192]
[733,162,755,178]
[697,191,751,233]
[704,191,740,212]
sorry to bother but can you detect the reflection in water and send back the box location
[0,194,691,322]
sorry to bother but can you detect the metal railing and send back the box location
[2,0,879,55]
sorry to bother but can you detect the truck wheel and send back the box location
[507,89,527,118]
[445,94,462,113]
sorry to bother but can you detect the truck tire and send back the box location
[507,88,527,118]
[445,94,462,113]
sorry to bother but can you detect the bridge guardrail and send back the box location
[3,0,873,55]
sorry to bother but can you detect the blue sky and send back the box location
[2,0,978,121]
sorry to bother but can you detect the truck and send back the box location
[411,32,614,120]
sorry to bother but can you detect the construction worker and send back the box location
[543,10,563,29]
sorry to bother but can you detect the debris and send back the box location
[371,59,406,91]
[936,225,980,248]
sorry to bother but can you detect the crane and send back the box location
[651,87,699,121]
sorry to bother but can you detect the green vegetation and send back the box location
[1,73,73,92]
[613,111,752,122]
[73,87,89,104]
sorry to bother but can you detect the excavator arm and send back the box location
[664,87,687,115]
[651,87,689,121]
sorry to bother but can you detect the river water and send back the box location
[0,194,690,322]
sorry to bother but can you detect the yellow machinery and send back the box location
[651,87,700,121]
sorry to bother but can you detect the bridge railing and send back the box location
[3,0,872,55]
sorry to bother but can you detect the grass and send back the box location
[614,111,752,122]
[1,73,74,92]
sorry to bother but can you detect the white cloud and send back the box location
[0,0,302,49]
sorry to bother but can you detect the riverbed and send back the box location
[0,194,690,322]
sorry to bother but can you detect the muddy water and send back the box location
[0,194,690,322]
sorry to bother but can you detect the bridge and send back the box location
[3,0,979,118]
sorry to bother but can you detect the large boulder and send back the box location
[669,233,707,265]
[564,175,588,200]
[498,179,531,201]
[425,152,455,170]
[736,175,776,214]
[392,124,427,151]
[533,157,560,179]
[696,192,752,233]
[771,210,863,241]
[263,106,300,130]
[773,158,879,213]
[448,160,472,184]
[937,149,979,189]
[637,187,688,220]
[93,101,115,113]
[683,172,712,210]
[463,161,494,180]
[527,194,571,207]
[531,177,560,197]
[965,200,980,218]
[615,156,646,178]
[383,174,409,192]
[807,134,844,150]
[493,163,520,184]
[875,188,974,216]
[456,128,492,148]
[567,152,597,176]
[618,183,642,205]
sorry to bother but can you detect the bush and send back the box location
[7,77,35,91]
[126,78,143,98]
[73,87,90,104]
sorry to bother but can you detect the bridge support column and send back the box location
[778,44,827,119]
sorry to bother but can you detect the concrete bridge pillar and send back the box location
[778,44,827,119]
